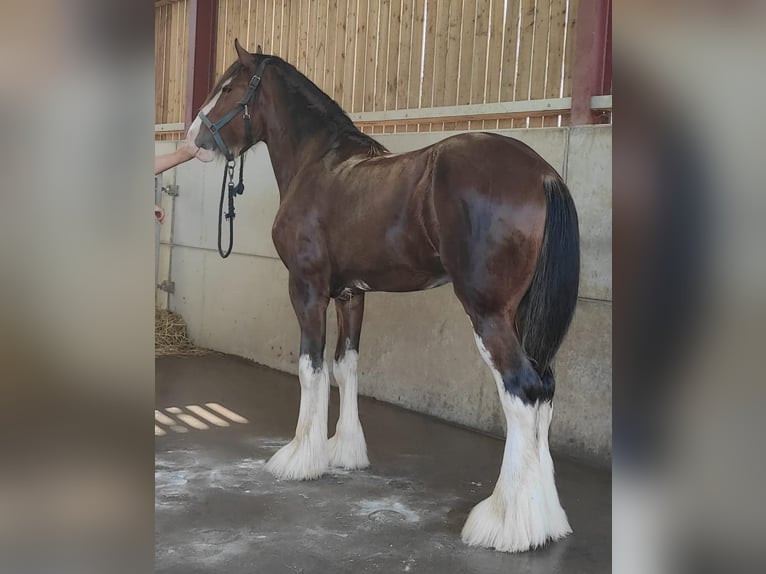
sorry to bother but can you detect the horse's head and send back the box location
[186,40,270,162]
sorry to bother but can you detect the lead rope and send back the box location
[217,155,246,258]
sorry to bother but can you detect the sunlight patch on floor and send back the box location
[155,403,249,436]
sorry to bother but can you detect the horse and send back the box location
[186,39,580,553]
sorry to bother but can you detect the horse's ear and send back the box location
[234,38,252,66]
[255,44,263,54]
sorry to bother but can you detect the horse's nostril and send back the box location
[194,131,213,150]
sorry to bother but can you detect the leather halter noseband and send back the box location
[197,57,272,258]
[197,57,272,161]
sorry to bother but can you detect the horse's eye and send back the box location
[222,85,232,94]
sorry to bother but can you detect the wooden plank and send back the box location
[287,0,299,64]
[430,0,448,108]
[528,0,551,127]
[285,0,295,59]
[560,0,579,125]
[262,0,273,54]
[314,1,327,90]
[226,0,235,71]
[441,0,462,130]
[347,97,573,122]
[272,0,283,57]
[542,0,567,127]
[483,0,504,129]
[214,0,225,74]
[333,0,348,105]
[242,0,252,53]
[154,8,165,122]
[297,0,315,76]
[562,0,579,100]
[355,106,563,127]
[341,0,357,111]
[362,0,378,112]
[420,0,438,131]
[154,8,159,122]
[164,5,173,123]
[229,0,239,61]
[232,0,244,52]
[283,0,293,60]
[455,0,476,130]
[304,0,317,82]
[374,0,391,112]
[511,0,535,128]
[168,1,178,123]
[406,0,424,129]
[468,0,489,130]
[323,0,338,95]
[498,0,521,128]
[166,2,175,124]
[238,0,248,49]
[174,0,182,122]
[155,7,165,123]
[384,0,401,130]
[421,0,437,108]
[180,0,189,122]
[353,0,370,113]
[180,1,189,123]
[249,0,260,50]
[396,0,413,112]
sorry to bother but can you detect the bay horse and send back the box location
[187,40,580,553]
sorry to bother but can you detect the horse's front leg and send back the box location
[265,274,330,480]
[329,294,369,470]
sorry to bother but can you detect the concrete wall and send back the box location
[156,126,612,465]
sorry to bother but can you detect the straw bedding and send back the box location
[155,308,209,357]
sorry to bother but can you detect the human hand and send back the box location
[178,139,200,160]
[154,204,165,224]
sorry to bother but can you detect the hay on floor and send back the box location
[155,309,208,357]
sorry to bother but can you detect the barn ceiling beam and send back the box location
[185,0,218,132]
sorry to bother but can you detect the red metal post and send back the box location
[570,0,611,125]
[185,0,218,131]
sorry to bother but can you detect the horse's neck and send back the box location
[260,75,328,197]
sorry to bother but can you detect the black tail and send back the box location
[517,177,580,380]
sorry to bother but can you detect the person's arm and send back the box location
[154,145,196,175]
[154,142,198,223]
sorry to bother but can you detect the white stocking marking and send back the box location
[461,334,572,552]
[328,350,369,469]
[265,355,329,480]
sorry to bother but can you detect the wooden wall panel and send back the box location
[158,0,598,137]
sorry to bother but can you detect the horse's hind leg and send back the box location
[265,274,330,480]
[461,311,571,552]
[328,294,369,469]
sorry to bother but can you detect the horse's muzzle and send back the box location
[193,129,217,162]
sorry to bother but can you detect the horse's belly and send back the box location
[332,263,450,300]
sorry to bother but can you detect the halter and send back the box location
[197,57,272,258]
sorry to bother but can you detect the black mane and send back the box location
[262,56,388,156]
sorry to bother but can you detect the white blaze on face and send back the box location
[184,77,233,163]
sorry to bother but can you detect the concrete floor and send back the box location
[156,354,611,573]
